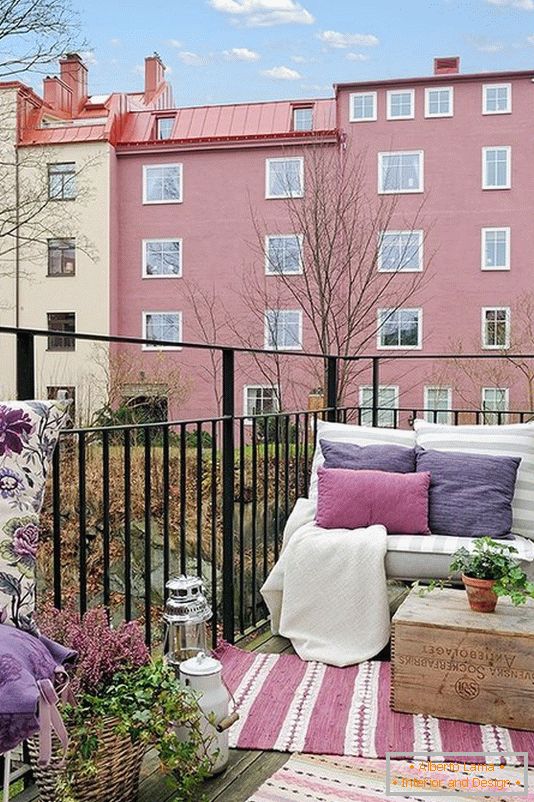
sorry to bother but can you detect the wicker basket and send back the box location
[28,716,145,802]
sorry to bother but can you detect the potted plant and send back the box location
[450,537,534,612]
[31,605,209,802]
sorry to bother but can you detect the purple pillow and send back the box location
[415,447,521,538]
[316,466,431,534]
[320,440,416,473]
[0,626,76,753]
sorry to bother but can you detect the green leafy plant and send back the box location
[38,606,209,802]
[414,537,534,606]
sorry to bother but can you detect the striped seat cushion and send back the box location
[414,419,534,540]
[309,420,416,501]
[387,533,534,562]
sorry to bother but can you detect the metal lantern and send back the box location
[163,575,212,673]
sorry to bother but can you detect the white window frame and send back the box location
[142,163,183,205]
[424,86,453,118]
[377,308,423,350]
[424,386,453,424]
[481,227,510,272]
[142,238,183,279]
[156,116,175,140]
[293,107,313,131]
[264,309,303,350]
[243,384,280,423]
[481,307,510,350]
[386,89,415,120]
[378,150,424,194]
[377,230,424,273]
[359,385,400,428]
[265,157,304,200]
[349,91,377,122]
[265,234,304,275]
[142,311,182,351]
[482,83,512,115]
[482,387,509,424]
[482,146,511,190]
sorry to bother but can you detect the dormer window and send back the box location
[156,116,175,140]
[292,106,313,132]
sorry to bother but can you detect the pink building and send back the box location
[112,56,534,424]
[4,54,534,424]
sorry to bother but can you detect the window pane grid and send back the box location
[426,88,452,116]
[484,308,508,347]
[379,309,420,347]
[379,231,422,271]
[266,235,302,274]
[145,165,182,202]
[360,386,398,427]
[293,108,313,131]
[145,313,181,346]
[157,117,174,140]
[267,159,303,198]
[245,386,279,417]
[483,229,508,269]
[425,388,451,423]
[484,85,510,113]
[47,312,75,351]
[351,93,376,120]
[380,152,422,192]
[388,91,413,118]
[48,239,76,276]
[144,240,181,276]
[484,148,509,189]
[483,388,508,424]
[48,163,76,200]
[265,310,301,349]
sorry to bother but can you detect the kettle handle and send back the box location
[216,711,239,733]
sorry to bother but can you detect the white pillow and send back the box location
[414,419,534,540]
[308,420,416,502]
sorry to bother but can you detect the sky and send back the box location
[65,0,534,106]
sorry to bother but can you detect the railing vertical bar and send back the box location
[262,414,269,583]
[196,421,203,577]
[273,416,280,562]
[143,426,152,646]
[283,415,290,523]
[124,429,132,621]
[16,330,35,400]
[221,348,235,643]
[52,443,62,608]
[102,429,111,607]
[294,413,300,500]
[162,425,170,592]
[179,422,187,575]
[211,420,218,648]
[303,412,310,495]
[78,432,87,614]
[238,417,245,634]
[326,356,338,422]
[372,357,380,428]
[251,416,258,627]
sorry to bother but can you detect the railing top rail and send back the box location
[5,325,534,362]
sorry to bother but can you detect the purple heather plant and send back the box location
[37,605,150,695]
[0,406,33,456]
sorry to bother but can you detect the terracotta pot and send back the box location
[462,574,498,613]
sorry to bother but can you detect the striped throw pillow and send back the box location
[414,419,534,540]
[308,420,416,502]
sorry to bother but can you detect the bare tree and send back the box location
[0,0,83,77]
[242,141,432,406]
[431,291,534,418]
[181,281,225,415]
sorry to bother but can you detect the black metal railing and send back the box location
[3,325,534,648]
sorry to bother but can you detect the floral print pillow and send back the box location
[0,401,70,631]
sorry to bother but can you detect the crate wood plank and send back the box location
[392,588,534,730]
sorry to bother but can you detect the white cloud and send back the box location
[222,47,260,60]
[133,64,144,76]
[168,39,183,48]
[209,0,314,27]
[486,0,534,8]
[261,65,301,79]
[346,52,369,61]
[318,30,379,48]
[110,38,121,47]
[178,51,207,66]
[80,50,97,65]
[527,34,534,43]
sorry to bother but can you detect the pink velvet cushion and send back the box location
[316,467,431,534]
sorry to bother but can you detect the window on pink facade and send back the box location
[482,308,510,349]
[264,310,302,350]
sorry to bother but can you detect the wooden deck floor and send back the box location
[13,585,409,802]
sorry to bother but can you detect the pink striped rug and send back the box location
[215,643,534,764]
[247,754,534,802]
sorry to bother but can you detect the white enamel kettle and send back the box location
[178,652,238,775]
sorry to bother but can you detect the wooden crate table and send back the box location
[391,587,534,730]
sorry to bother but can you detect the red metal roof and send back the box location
[117,98,336,146]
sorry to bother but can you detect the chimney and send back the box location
[43,76,73,115]
[433,56,460,75]
[144,53,166,101]
[59,53,88,112]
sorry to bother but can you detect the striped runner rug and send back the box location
[215,643,534,764]
[247,754,534,801]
